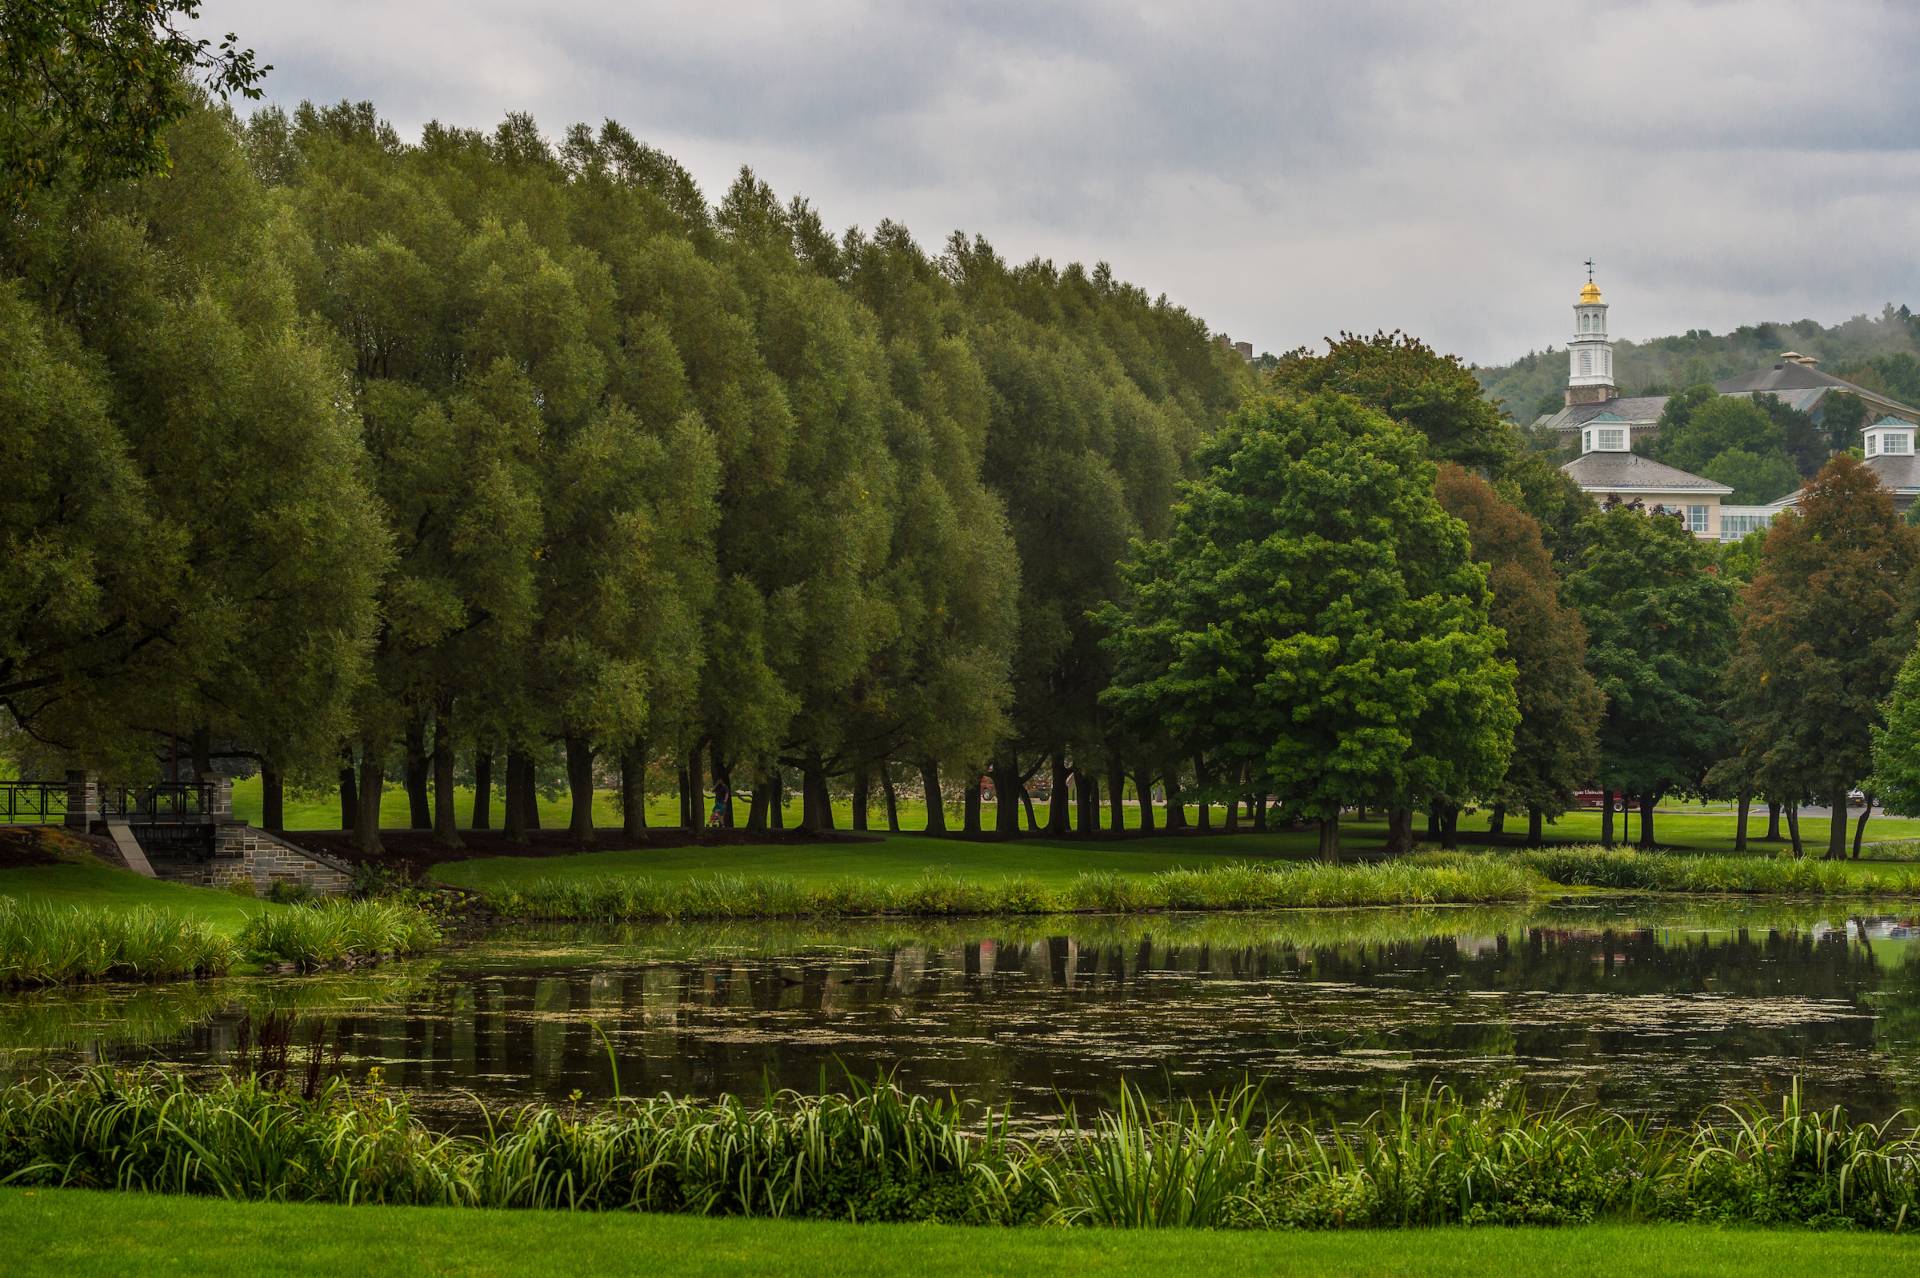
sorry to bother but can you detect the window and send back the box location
[1598,427,1625,451]
[1583,429,1593,452]
[1721,512,1773,539]
[1580,350,1592,375]
[1886,433,1912,455]
[1687,505,1709,534]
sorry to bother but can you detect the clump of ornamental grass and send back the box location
[236,898,441,970]
[0,898,234,986]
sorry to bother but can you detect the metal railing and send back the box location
[0,781,70,825]
[100,782,216,824]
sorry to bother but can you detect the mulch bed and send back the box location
[280,826,879,877]
[0,823,125,869]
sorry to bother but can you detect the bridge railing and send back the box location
[0,781,71,825]
[100,782,216,824]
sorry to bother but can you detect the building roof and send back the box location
[1865,453,1920,493]
[1537,395,1670,432]
[1561,450,1733,495]
[1714,361,1920,420]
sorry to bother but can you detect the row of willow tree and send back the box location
[9,92,1917,860]
[3,97,1258,851]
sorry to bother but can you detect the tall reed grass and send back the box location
[0,898,233,986]
[485,858,1537,922]
[1515,847,1920,896]
[236,899,441,970]
[4,1071,1915,1230]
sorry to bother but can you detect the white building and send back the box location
[1542,273,1920,538]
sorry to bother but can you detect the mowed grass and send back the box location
[4,1190,1918,1278]
[231,773,1920,859]
[0,855,269,934]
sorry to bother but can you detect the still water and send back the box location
[9,898,1920,1125]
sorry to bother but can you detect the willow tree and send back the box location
[1102,392,1516,859]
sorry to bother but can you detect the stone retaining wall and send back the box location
[149,821,353,896]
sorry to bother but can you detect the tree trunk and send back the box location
[405,717,431,830]
[1441,804,1460,849]
[882,767,900,832]
[1224,773,1240,833]
[769,770,785,830]
[990,754,1020,838]
[1254,791,1268,831]
[1734,792,1750,853]
[1765,800,1782,841]
[747,768,771,833]
[801,758,834,832]
[1019,778,1040,833]
[261,765,284,834]
[1489,803,1506,838]
[504,750,530,843]
[337,748,358,833]
[354,751,384,856]
[524,753,541,831]
[1427,800,1441,840]
[1317,815,1341,862]
[1601,790,1614,848]
[963,767,983,835]
[687,743,704,833]
[1107,755,1126,837]
[1076,767,1099,838]
[1527,806,1544,847]
[473,750,493,831]
[1787,803,1803,858]
[1133,769,1156,834]
[1827,788,1849,861]
[432,704,462,850]
[920,760,947,834]
[1162,760,1187,831]
[1046,752,1071,836]
[1638,792,1657,850]
[620,742,647,840]
[564,735,595,843]
[1854,796,1873,859]
[677,766,691,828]
[1193,754,1212,833]
[851,768,870,832]
[1385,806,1414,855]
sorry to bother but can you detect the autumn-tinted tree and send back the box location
[1565,507,1736,847]
[1102,393,1516,859]
[1436,465,1602,845]
[1725,456,1919,857]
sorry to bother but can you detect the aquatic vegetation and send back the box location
[236,899,441,970]
[5,1070,1919,1230]
[485,858,1538,922]
[0,898,234,986]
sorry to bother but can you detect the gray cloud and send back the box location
[202,0,1920,363]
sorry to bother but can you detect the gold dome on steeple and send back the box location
[1579,279,1603,304]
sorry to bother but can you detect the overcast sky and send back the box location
[197,1,1920,366]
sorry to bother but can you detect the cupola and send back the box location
[1580,412,1631,456]
[1864,416,1916,459]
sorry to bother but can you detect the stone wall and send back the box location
[149,821,353,896]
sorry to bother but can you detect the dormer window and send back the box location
[1598,426,1626,451]
[1864,417,1915,459]
[1868,434,1879,457]
[1583,428,1593,453]
[1886,433,1912,456]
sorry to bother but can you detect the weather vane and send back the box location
[1584,257,1595,283]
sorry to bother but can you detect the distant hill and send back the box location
[1474,304,1920,424]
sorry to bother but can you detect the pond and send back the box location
[9,897,1920,1126]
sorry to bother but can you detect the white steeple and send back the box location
[1565,260,1616,406]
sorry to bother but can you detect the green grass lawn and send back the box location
[0,855,269,934]
[3,1189,1915,1277]
[231,774,1920,857]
